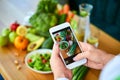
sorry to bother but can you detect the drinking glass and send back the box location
[87,29,100,47]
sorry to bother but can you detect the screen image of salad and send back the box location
[53,27,82,65]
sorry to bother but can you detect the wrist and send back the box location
[56,78,69,80]
[54,74,68,80]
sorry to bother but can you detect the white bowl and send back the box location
[25,49,52,74]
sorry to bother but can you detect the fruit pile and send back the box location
[0,2,75,51]
[0,21,47,51]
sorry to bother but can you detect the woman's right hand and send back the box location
[73,42,115,70]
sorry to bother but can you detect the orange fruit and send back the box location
[14,36,29,50]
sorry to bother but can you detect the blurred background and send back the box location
[0,0,120,80]
[58,0,120,41]
[0,0,120,40]
[68,0,120,41]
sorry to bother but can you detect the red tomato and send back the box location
[42,59,47,64]
[28,59,32,63]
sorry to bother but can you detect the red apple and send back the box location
[10,21,20,31]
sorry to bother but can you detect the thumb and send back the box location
[73,52,88,61]
[52,43,60,57]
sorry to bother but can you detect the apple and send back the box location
[2,28,11,36]
[10,21,20,31]
[0,35,8,46]
[9,32,18,43]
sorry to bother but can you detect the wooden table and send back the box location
[0,24,120,80]
[0,0,120,80]
[84,24,120,80]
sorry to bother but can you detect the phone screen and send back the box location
[52,26,82,65]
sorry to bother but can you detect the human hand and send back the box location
[74,42,115,70]
[50,43,72,80]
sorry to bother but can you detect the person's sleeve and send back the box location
[56,78,69,80]
[100,54,120,80]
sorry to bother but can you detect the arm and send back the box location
[50,44,72,80]
[100,54,120,80]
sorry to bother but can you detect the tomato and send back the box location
[42,59,47,64]
[28,59,32,63]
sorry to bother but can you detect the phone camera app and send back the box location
[53,27,82,65]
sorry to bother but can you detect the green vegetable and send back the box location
[29,0,58,34]
[43,63,51,71]
[59,41,69,50]
[72,66,89,80]
[77,66,89,80]
[41,37,54,49]
[72,66,82,77]
[25,33,41,42]
[58,14,67,24]
[34,60,43,70]
[29,13,57,33]
[28,53,51,71]
[60,31,67,38]
[37,31,50,38]
[36,0,57,13]
[67,42,77,56]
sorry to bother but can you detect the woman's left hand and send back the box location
[50,43,72,80]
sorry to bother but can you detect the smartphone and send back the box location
[49,22,87,69]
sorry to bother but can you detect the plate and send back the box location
[25,49,52,74]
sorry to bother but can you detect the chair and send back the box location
[0,74,3,80]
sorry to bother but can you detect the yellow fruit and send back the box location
[16,26,27,36]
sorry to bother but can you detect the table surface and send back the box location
[0,0,120,80]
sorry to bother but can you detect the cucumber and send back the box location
[67,42,77,56]
[77,66,89,80]
[72,66,88,80]
[41,37,53,49]
[72,66,82,77]
[25,33,41,42]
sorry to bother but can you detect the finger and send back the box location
[79,42,94,51]
[73,52,88,61]
[52,43,60,57]
[79,42,89,51]
[84,60,104,69]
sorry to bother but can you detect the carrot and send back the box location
[58,9,63,15]
[63,4,70,14]
[66,11,74,22]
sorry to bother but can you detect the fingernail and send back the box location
[55,42,59,45]
[73,57,77,61]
